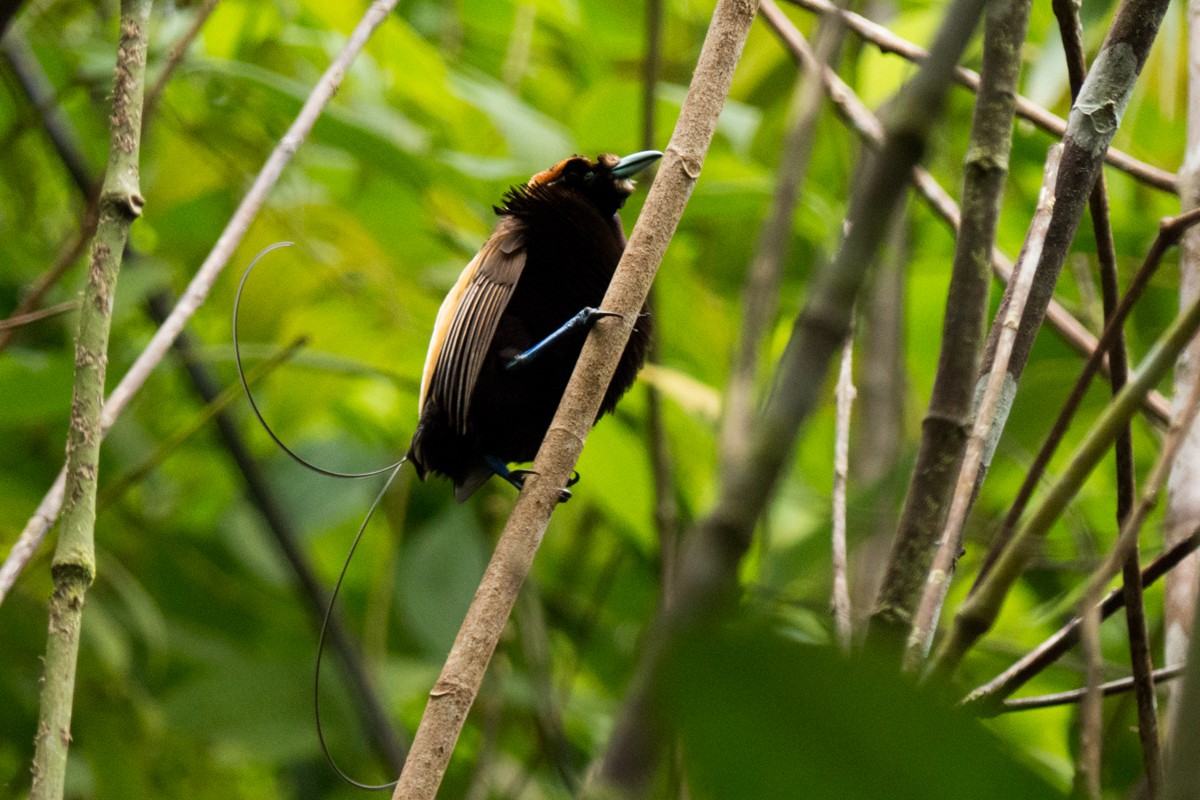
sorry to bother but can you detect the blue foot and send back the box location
[484,455,573,502]
[505,308,621,372]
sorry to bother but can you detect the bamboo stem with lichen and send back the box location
[29,1,152,797]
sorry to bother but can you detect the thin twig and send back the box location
[0,222,92,355]
[1052,0,1162,786]
[142,0,221,123]
[963,529,1200,713]
[999,665,1187,713]
[904,145,1062,672]
[973,207,1200,591]
[720,11,844,470]
[29,1,152,796]
[641,0,681,598]
[1,33,97,197]
[759,4,1173,429]
[930,290,1200,681]
[0,299,78,330]
[1078,598,1104,800]
[391,3,762,797]
[0,0,403,608]
[832,328,855,652]
[784,0,1179,193]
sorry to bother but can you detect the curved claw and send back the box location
[508,468,573,502]
[508,468,535,488]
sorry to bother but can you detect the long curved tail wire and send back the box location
[315,459,406,790]
[233,241,406,479]
[233,241,410,789]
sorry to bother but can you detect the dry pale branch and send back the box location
[0,0,403,607]
[904,145,1064,670]
[1164,0,1200,734]
[389,1,762,796]
[832,329,855,652]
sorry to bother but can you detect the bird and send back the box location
[407,150,661,502]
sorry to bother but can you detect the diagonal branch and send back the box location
[390,2,763,797]
[999,664,1187,713]
[1052,0,1161,788]
[930,289,1200,680]
[963,528,1200,712]
[785,0,1179,194]
[904,144,1063,671]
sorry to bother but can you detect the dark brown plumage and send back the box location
[407,151,660,501]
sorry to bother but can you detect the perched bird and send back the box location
[408,150,661,502]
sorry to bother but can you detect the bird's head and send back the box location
[523,150,662,216]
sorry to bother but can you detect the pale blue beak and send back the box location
[611,150,663,178]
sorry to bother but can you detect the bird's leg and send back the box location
[504,307,620,372]
[484,455,573,502]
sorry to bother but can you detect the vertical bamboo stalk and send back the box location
[29,1,153,797]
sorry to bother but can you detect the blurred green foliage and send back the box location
[0,0,1189,796]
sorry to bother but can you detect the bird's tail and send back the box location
[234,241,410,790]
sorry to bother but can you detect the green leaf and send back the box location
[665,619,1066,799]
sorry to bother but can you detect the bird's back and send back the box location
[408,185,650,497]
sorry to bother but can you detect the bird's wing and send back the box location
[419,218,526,433]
